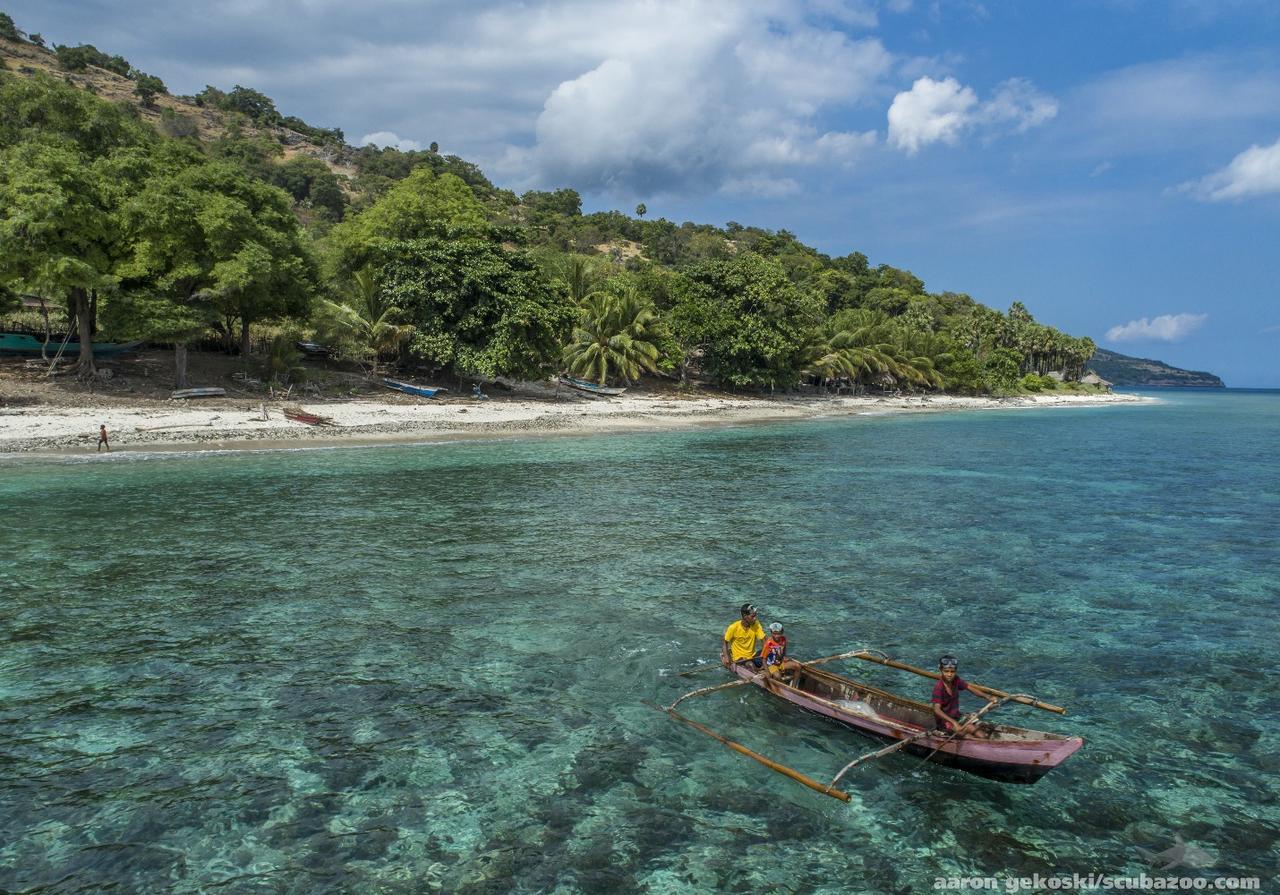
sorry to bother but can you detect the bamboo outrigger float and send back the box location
[656,649,1083,801]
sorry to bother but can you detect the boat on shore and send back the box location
[0,332,143,357]
[384,378,445,399]
[729,658,1082,784]
[171,387,226,400]
[283,405,335,426]
[557,374,627,397]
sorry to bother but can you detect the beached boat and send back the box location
[0,332,143,357]
[728,658,1083,784]
[296,341,330,358]
[384,378,445,398]
[170,388,226,400]
[557,374,627,397]
[283,406,335,426]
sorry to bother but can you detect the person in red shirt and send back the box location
[761,622,800,678]
[930,654,995,738]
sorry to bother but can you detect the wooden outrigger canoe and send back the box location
[557,375,627,397]
[171,387,226,400]
[657,649,1082,801]
[384,378,445,399]
[729,659,1083,784]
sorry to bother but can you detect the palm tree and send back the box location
[801,311,907,392]
[562,256,598,305]
[316,266,415,374]
[561,288,664,385]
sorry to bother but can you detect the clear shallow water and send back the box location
[1,390,1277,894]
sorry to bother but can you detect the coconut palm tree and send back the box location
[316,266,415,374]
[561,287,664,385]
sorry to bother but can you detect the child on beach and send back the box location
[97,424,110,452]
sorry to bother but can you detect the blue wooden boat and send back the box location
[558,375,627,397]
[0,332,143,357]
[384,378,445,399]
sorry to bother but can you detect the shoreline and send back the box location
[0,389,1152,458]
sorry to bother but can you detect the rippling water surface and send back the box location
[2,390,1277,894]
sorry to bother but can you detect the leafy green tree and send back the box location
[981,347,1023,392]
[562,287,665,385]
[271,155,345,219]
[209,124,283,182]
[331,169,488,271]
[116,161,316,385]
[133,73,167,107]
[635,202,647,218]
[0,142,131,376]
[220,85,281,125]
[0,12,20,41]
[521,188,583,219]
[373,237,575,380]
[0,71,152,154]
[54,44,113,72]
[672,253,821,390]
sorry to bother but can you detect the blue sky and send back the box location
[8,1,1280,384]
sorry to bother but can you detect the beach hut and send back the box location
[1081,372,1112,392]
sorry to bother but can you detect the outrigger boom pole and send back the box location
[655,704,852,803]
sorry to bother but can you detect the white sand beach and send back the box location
[0,378,1150,455]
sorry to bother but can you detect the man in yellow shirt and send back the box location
[721,603,765,669]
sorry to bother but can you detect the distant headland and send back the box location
[1088,348,1224,388]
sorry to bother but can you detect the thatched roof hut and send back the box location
[1081,372,1112,391]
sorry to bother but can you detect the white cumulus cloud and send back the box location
[887,75,1057,154]
[1106,313,1208,343]
[1179,136,1280,201]
[358,131,421,152]
[522,2,891,196]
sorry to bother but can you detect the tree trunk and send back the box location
[240,317,252,358]
[71,286,96,378]
[174,343,189,389]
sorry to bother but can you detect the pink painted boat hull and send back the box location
[733,660,1083,783]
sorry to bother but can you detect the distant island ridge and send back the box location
[1088,348,1224,388]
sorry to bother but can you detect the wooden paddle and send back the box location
[911,693,1023,768]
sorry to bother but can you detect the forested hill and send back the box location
[0,15,1111,397]
[1088,349,1224,388]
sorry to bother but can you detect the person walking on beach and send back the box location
[721,603,765,669]
[97,424,110,452]
[931,654,994,738]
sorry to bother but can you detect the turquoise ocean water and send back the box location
[1,390,1277,894]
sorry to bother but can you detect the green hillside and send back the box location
[1,14,1111,397]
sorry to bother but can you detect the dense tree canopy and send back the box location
[373,237,575,380]
[672,253,821,390]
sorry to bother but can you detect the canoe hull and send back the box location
[384,378,444,398]
[0,333,143,357]
[558,375,627,397]
[732,661,1082,784]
